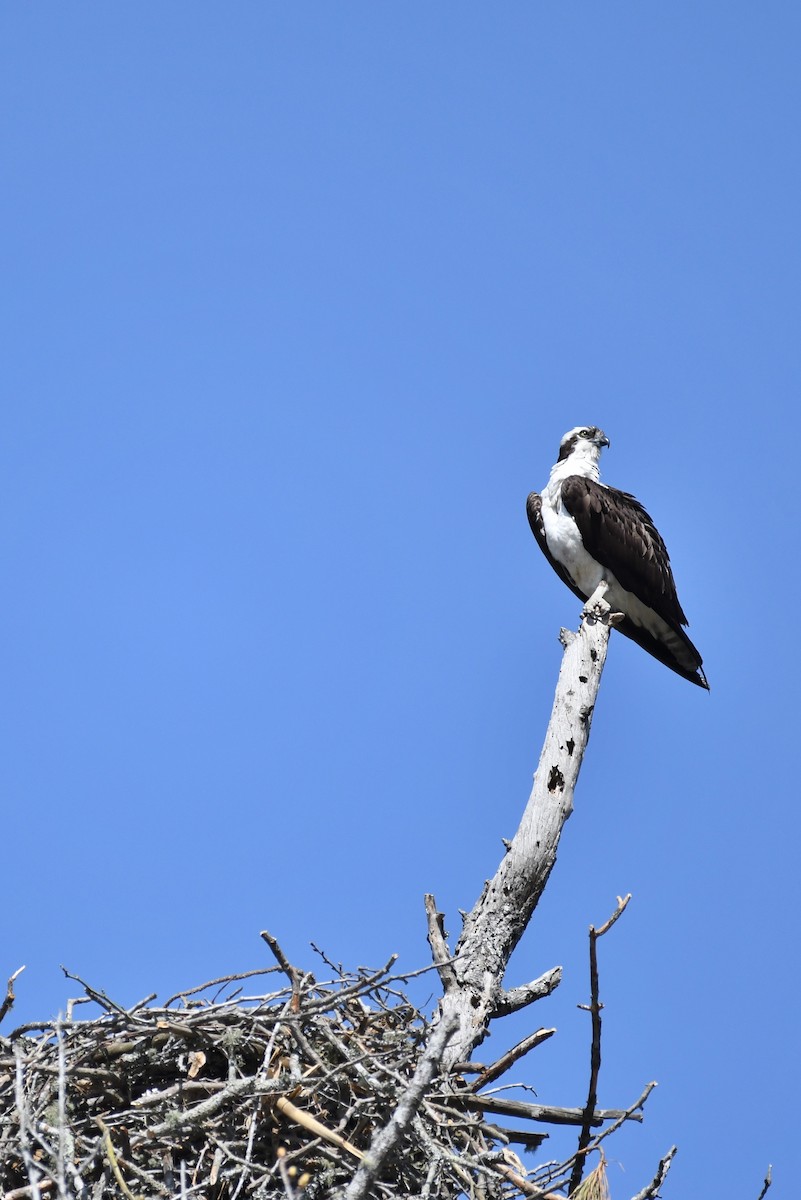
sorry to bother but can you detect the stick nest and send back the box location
[0,949,557,1200]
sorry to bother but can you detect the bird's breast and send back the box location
[540,486,605,597]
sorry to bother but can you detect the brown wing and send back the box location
[560,476,689,628]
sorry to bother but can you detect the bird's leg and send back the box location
[582,580,625,627]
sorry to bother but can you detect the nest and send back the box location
[0,940,640,1200]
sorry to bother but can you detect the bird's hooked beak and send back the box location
[595,430,610,449]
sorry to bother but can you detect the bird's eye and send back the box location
[580,427,592,438]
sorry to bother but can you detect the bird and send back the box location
[527,425,708,688]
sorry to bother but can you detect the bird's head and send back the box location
[557,425,610,464]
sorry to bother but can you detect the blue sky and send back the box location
[2,5,799,1196]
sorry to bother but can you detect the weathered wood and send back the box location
[435,586,616,1069]
[434,1093,637,1127]
[630,1145,678,1200]
[569,894,631,1195]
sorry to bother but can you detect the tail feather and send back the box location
[615,615,709,689]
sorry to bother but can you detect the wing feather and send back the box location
[560,477,688,627]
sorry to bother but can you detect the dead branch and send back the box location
[424,895,458,993]
[275,1096,363,1160]
[582,1079,657,1152]
[435,588,617,1070]
[149,1074,279,1136]
[494,968,562,1016]
[630,1144,678,1200]
[534,1080,658,1195]
[439,1093,640,1126]
[0,966,25,1026]
[163,967,282,1008]
[569,894,632,1194]
[469,1028,556,1092]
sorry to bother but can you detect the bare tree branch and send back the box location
[436,1093,640,1126]
[495,967,563,1016]
[435,587,617,1070]
[534,1079,658,1194]
[755,1165,773,1200]
[424,894,458,993]
[568,894,632,1194]
[469,1028,556,1092]
[0,965,25,1026]
[13,1047,45,1200]
[630,1144,678,1200]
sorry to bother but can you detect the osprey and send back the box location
[527,426,708,688]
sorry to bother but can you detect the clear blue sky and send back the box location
[2,5,798,1197]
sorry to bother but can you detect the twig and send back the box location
[13,1046,44,1200]
[209,1132,272,1177]
[424,895,458,993]
[229,998,295,1200]
[470,1028,556,1091]
[494,967,562,1016]
[420,1155,441,1198]
[150,1074,278,1136]
[413,1114,474,1193]
[486,1125,547,1149]
[130,1080,227,1108]
[275,1095,363,1160]
[59,967,137,1021]
[437,1093,639,1126]
[569,894,631,1195]
[111,1154,172,1197]
[260,931,299,980]
[493,1160,557,1197]
[0,965,25,1025]
[3,1185,56,1200]
[539,1080,658,1192]
[595,895,632,938]
[7,1017,103,1039]
[314,1020,385,1090]
[131,991,158,1011]
[299,956,399,1015]
[95,1118,139,1200]
[55,1019,71,1200]
[163,967,281,1008]
[260,931,304,1012]
[755,1164,773,1200]
[276,1152,297,1199]
[379,959,461,987]
[630,1144,678,1200]
[583,1079,656,1151]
